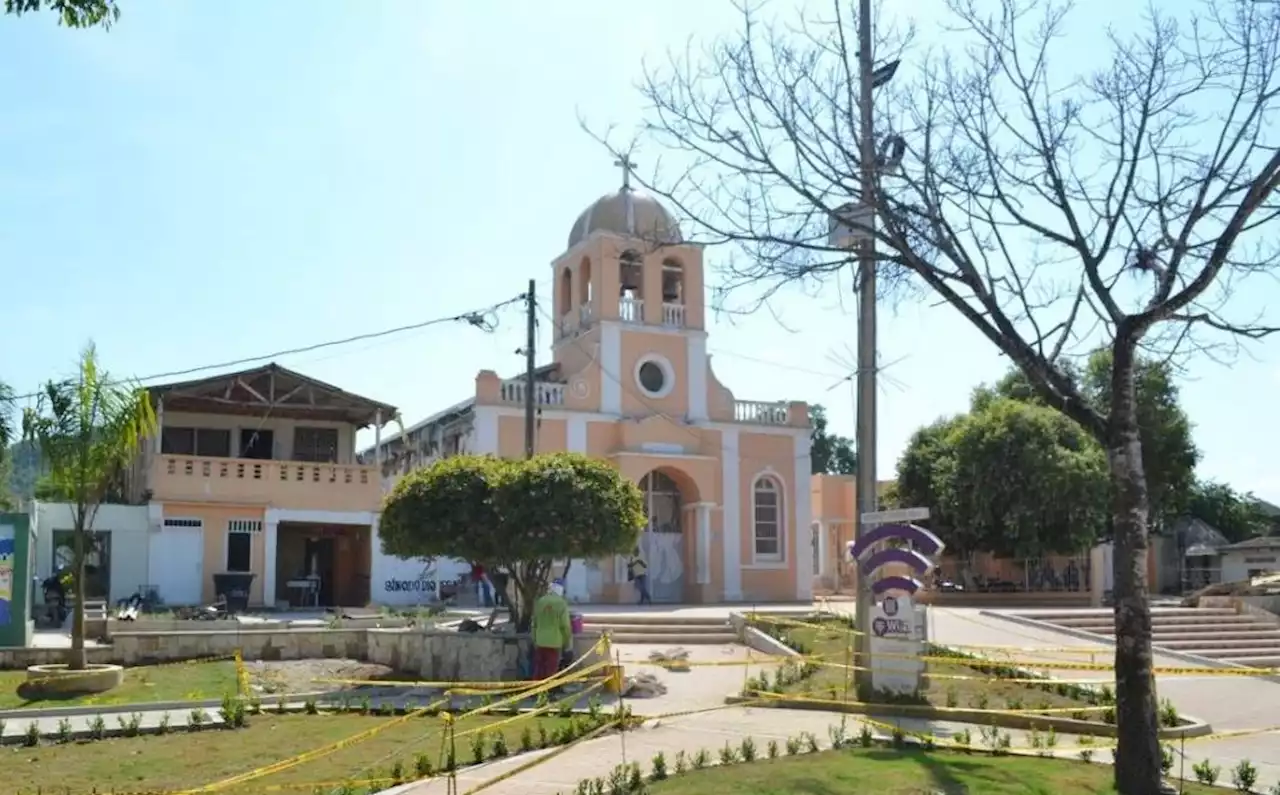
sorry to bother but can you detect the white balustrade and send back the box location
[619,296,644,323]
[499,380,567,406]
[661,302,686,327]
[733,400,790,425]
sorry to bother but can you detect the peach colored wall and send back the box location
[618,331,690,417]
[737,431,799,601]
[149,456,380,514]
[495,416,567,459]
[164,503,267,605]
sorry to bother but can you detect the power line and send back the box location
[8,293,527,403]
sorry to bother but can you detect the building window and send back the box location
[161,427,232,457]
[226,526,253,573]
[634,355,675,399]
[753,475,784,562]
[293,427,339,463]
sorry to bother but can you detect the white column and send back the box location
[814,520,826,578]
[721,428,742,600]
[687,334,708,421]
[600,323,623,414]
[794,430,814,601]
[696,503,712,585]
[373,410,383,470]
[472,406,499,454]
[262,520,279,607]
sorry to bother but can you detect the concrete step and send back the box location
[1154,636,1280,650]
[585,622,733,635]
[607,632,740,645]
[1026,608,1236,621]
[579,614,732,627]
[1096,626,1280,638]
[1055,615,1261,630]
[1228,655,1280,667]
[1205,647,1280,660]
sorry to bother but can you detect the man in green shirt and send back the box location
[530,580,572,680]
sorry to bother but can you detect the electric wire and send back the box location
[7,293,528,403]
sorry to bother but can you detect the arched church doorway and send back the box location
[638,470,686,603]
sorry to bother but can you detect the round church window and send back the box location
[635,357,673,398]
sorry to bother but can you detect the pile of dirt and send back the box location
[245,659,395,695]
[623,672,668,698]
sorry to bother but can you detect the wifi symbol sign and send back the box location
[846,522,945,597]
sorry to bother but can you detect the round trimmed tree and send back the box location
[379,452,645,630]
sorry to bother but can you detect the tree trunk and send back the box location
[69,525,88,671]
[1107,343,1162,795]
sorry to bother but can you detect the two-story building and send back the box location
[367,174,815,604]
[32,364,404,610]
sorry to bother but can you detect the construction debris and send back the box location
[647,647,692,671]
[623,671,668,698]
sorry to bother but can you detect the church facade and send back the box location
[368,176,814,605]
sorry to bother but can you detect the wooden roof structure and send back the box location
[147,363,397,427]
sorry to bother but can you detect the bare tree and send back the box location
[605,0,1280,791]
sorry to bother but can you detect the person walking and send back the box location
[530,581,572,680]
[470,561,493,607]
[627,550,651,605]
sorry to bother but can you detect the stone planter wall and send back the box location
[3,627,605,683]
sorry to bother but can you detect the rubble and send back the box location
[622,671,668,698]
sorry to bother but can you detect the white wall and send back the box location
[32,502,150,605]
[369,543,471,607]
[1221,549,1280,584]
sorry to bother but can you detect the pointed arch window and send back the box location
[752,475,784,562]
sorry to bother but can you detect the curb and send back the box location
[721,693,1214,740]
[982,610,1280,685]
[0,690,333,721]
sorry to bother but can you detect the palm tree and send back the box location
[22,344,155,669]
[0,379,13,453]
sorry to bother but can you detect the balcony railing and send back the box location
[619,296,644,323]
[734,400,790,425]
[661,302,686,327]
[499,380,566,406]
[151,455,380,512]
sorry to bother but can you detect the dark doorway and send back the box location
[303,538,336,606]
[239,429,274,460]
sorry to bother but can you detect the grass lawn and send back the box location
[0,660,239,710]
[755,617,1113,720]
[8,712,588,794]
[646,749,1220,794]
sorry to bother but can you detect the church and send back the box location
[366,165,814,605]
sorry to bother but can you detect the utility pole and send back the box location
[523,279,537,459]
[852,0,878,698]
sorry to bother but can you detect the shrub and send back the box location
[856,724,873,748]
[944,687,958,708]
[414,752,433,778]
[304,698,318,715]
[88,714,106,740]
[766,739,779,759]
[1193,759,1221,786]
[674,750,688,774]
[649,751,668,781]
[626,762,643,792]
[1160,745,1175,775]
[802,731,820,754]
[692,749,710,770]
[275,696,288,715]
[118,712,143,737]
[538,724,550,748]
[1077,735,1095,764]
[188,708,208,731]
[1231,759,1258,793]
[55,718,73,743]
[740,736,757,761]
[158,711,171,735]
[24,721,40,747]
[785,736,802,755]
[718,742,739,765]
[470,731,487,764]
[390,759,405,784]
[519,726,534,753]
[1159,698,1180,728]
[491,732,509,759]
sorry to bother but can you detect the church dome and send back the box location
[567,188,684,250]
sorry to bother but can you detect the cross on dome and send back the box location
[614,153,637,192]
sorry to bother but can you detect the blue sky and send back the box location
[3,0,1277,498]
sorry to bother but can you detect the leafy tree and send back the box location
[1187,481,1271,545]
[894,416,961,529]
[988,350,1199,531]
[4,0,118,28]
[22,344,156,669]
[809,405,856,475]
[620,0,1280,786]
[936,398,1108,557]
[380,452,645,631]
